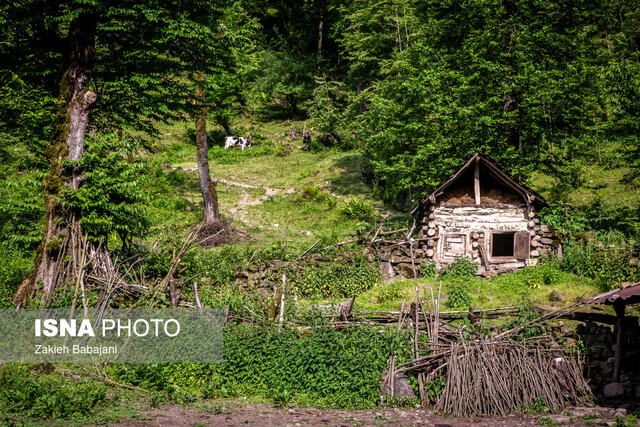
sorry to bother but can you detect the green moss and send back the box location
[45,237,63,254]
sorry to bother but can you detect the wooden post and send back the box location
[409,240,426,401]
[279,274,286,327]
[474,159,480,205]
[613,300,625,382]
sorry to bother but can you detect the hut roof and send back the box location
[588,282,640,305]
[411,152,548,215]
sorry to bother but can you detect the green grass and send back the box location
[302,263,600,314]
[137,118,610,312]
[529,162,640,211]
[142,118,398,253]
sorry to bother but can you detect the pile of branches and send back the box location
[379,242,593,416]
[383,290,593,416]
[433,337,591,416]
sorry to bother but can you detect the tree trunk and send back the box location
[356,81,367,114]
[15,13,98,307]
[195,71,220,224]
[316,3,324,76]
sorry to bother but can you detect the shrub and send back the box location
[339,198,377,223]
[490,262,570,292]
[0,365,112,420]
[445,279,473,310]
[109,325,414,409]
[439,256,477,278]
[376,281,404,303]
[421,259,437,277]
[211,325,412,408]
[292,251,380,297]
[300,185,321,201]
[556,239,640,290]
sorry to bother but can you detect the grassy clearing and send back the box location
[305,264,600,314]
[142,118,399,253]
[529,162,640,211]
[137,118,612,311]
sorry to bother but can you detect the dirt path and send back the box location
[114,401,587,427]
[211,178,295,225]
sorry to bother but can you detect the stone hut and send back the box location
[410,152,559,276]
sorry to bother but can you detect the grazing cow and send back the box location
[224,136,252,150]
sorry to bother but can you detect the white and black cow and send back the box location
[224,136,252,150]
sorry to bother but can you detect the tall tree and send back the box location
[194,71,220,224]
[2,0,227,306]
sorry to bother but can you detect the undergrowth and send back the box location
[110,324,413,409]
[0,365,114,421]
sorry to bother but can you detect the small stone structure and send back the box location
[409,152,560,276]
[577,320,640,398]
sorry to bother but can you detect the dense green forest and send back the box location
[1,0,639,303]
[1,0,640,419]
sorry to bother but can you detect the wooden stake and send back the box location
[613,300,625,382]
[279,274,286,327]
[474,159,480,205]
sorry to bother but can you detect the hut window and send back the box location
[491,232,515,257]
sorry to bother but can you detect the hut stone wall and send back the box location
[419,203,559,276]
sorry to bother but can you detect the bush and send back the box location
[0,252,32,308]
[375,281,405,303]
[209,325,412,408]
[445,279,473,310]
[338,198,377,223]
[110,325,414,409]
[490,262,571,292]
[292,251,380,297]
[439,256,477,278]
[421,259,437,277]
[556,239,640,290]
[0,365,112,420]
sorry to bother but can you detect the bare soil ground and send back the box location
[114,401,590,427]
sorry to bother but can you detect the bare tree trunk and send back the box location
[316,3,324,76]
[15,13,98,307]
[356,81,366,114]
[195,71,220,224]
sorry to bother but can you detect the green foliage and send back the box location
[338,198,377,223]
[207,325,411,408]
[614,414,639,427]
[539,203,591,235]
[439,256,477,278]
[420,259,437,277]
[292,251,380,298]
[307,76,350,146]
[0,171,44,253]
[251,51,315,118]
[423,375,446,403]
[490,263,572,292]
[375,282,404,303]
[444,279,473,310]
[555,239,640,290]
[208,144,273,165]
[272,388,294,409]
[0,251,30,308]
[507,297,545,339]
[536,415,559,426]
[0,365,112,420]
[522,396,550,414]
[61,133,149,246]
[301,185,321,200]
[110,325,413,409]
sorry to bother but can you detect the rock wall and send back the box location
[377,244,423,282]
[576,320,640,398]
